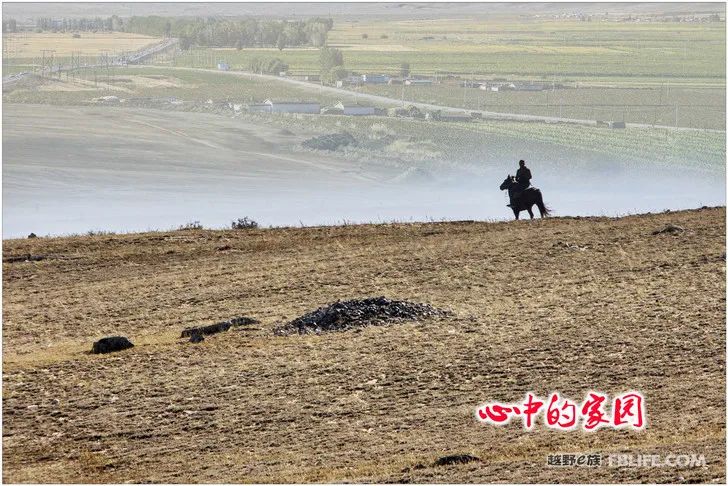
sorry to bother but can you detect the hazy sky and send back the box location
[3,2,724,20]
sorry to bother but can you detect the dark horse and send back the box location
[499,175,550,220]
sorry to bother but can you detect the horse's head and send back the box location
[499,175,515,191]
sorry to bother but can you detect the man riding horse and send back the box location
[508,159,531,207]
[500,159,549,220]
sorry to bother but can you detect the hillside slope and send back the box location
[3,208,725,483]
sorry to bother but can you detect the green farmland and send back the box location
[168,18,725,84]
[356,84,726,130]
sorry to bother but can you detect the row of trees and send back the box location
[30,15,333,50]
[34,16,122,32]
[247,47,346,81]
[2,18,18,33]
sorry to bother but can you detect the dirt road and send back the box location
[130,66,725,134]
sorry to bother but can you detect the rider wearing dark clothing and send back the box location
[507,160,532,208]
[515,160,532,191]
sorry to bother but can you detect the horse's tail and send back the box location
[536,190,550,217]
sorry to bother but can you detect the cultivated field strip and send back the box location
[2,208,725,482]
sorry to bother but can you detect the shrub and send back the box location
[178,221,203,230]
[231,217,259,230]
[249,56,289,75]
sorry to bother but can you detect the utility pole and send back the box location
[675,104,679,127]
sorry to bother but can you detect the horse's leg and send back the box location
[513,208,520,220]
[527,206,534,219]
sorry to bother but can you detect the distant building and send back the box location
[404,79,433,86]
[217,62,230,71]
[596,120,627,129]
[513,83,546,91]
[334,102,376,116]
[263,99,320,114]
[290,73,320,82]
[321,105,344,115]
[439,113,472,122]
[425,111,472,122]
[247,103,270,113]
[460,80,486,88]
[361,74,390,84]
[490,83,515,92]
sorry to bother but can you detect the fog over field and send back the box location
[3,104,723,237]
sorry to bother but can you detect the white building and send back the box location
[247,103,271,113]
[404,79,433,86]
[334,102,376,116]
[264,99,320,114]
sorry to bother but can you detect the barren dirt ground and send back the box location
[2,208,725,483]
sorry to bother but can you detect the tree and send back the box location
[2,18,18,33]
[400,61,410,78]
[310,28,327,47]
[179,36,192,50]
[330,66,349,82]
[319,46,344,82]
[249,56,288,75]
[276,33,287,51]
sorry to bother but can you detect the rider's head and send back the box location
[519,159,526,167]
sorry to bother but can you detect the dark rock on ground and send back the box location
[28,233,37,238]
[552,241,587,251]
[652,224,685,235]
[3,254,45,263]
[92,336,134,354]
[433,454,481,467]
[181,316,259,338]
[230,316,259,326]
[274,296,448,335]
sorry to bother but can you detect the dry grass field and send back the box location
[2,207,725,483]
[2,32,160,58]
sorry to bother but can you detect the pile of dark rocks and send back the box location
[301,132,356,151]
[274,296,448,335]
[92,336,134,354]
[433,454,481,467]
